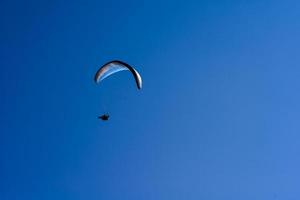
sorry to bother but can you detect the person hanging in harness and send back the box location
[98,114,109,121]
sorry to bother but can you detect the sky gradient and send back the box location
[1,0,300,199]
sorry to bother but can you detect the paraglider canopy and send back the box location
[94,60,142,89]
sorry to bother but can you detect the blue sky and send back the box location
[1,0,300,199]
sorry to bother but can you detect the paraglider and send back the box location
[94,60,142,120]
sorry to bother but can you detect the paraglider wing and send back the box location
[94,60,142,89]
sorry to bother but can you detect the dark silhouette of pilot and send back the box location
[98,114,109,121]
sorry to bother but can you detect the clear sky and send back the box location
[1,0,300,199]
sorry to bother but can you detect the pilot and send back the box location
[98,114,109,121]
